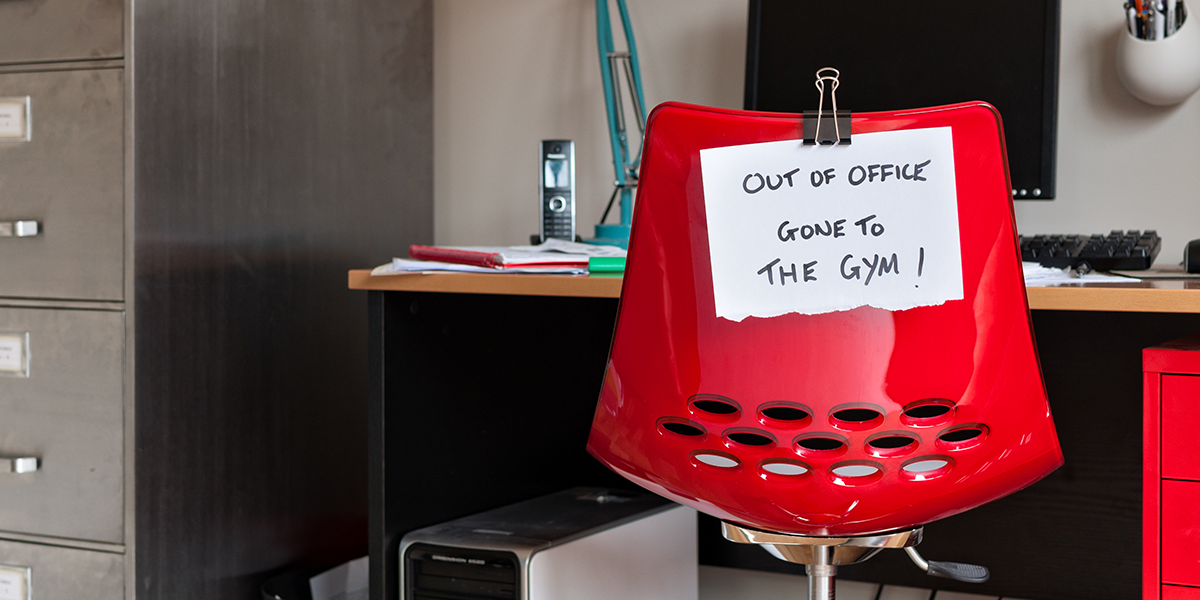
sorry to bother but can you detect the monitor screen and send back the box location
[744,0,1060,199]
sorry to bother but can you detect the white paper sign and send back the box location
[700,127,963,321]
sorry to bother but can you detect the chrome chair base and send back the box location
[721,521,988,600]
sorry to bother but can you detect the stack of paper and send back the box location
[374,239,626,275]
[1021,262,1139,286]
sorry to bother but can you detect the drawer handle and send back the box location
[1,457,38,473]
[0,220,38,237]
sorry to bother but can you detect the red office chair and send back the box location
[586,101,1063,598]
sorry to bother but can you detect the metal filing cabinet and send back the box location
[0,68,125,301]
[0,538,124,600]
[0,307,124,543]
[0,0,122,66]
[0,0,433,598]
[0,2,128,595]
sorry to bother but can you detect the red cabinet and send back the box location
[1145,336,1200,599]
[1163,479,1200,587]
[1165,585,1200,600]
[1163,376,1200,482]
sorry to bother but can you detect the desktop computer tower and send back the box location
[398,487,697,600]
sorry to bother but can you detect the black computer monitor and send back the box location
[744,0,1060,199]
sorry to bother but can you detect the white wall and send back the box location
[435,0,1200,257]
[1014,1,1200,256]
[432,0,745,245]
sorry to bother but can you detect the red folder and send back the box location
[407,245,588,270]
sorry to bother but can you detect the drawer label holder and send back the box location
[0,332,29,378]
[0,564,30,600]
[0,97,30,142]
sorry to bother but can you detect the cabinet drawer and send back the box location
[0,538,123,600]
[0,307,123,543]
[1163,375,1200,481]
[0,0,122,65]
[0,68,124,302]
[1165,585,1200,600]
[1164,480,1200,587]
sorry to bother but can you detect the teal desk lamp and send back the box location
[589,0,646,249]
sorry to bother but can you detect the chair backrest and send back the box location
[587,102,1062,537]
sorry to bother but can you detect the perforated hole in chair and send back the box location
[829,403,885,431]
[656,417,707,439]
[689,394,741,421]
[900,456,955,481]
[829,461,884,486]
[935,424,988,451]
[758,459,811,480]
[690,450,741,470]
[901,399,957,428]
[865,433,920,458]
[724,429,776,449]
[757,402,812,428]
[794,433,849,457]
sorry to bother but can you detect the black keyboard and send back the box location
[1019,230,1161,271]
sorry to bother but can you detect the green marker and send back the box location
[589,256,626,275]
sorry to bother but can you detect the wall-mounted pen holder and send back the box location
[1117,4,1200,106]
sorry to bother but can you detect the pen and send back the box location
[1156,1,1162,39]
[1141,2,1153,39]
[1147,2,1156,39]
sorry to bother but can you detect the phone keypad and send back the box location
[542,195,573,241]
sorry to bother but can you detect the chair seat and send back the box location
[586,102,1063,537]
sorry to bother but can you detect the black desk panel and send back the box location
[367,290,627,600]
[368,287,1200,600]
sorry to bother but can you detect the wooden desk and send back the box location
[351,270,1200,600]
[348,269,622,298]
[1026,280,1200,313]
[349,269,1200,312]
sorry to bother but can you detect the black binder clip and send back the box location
[803,67,851,146]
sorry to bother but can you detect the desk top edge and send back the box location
[347,269,623,298]
[1024,283,1200,313]
[348,270,1200,312]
